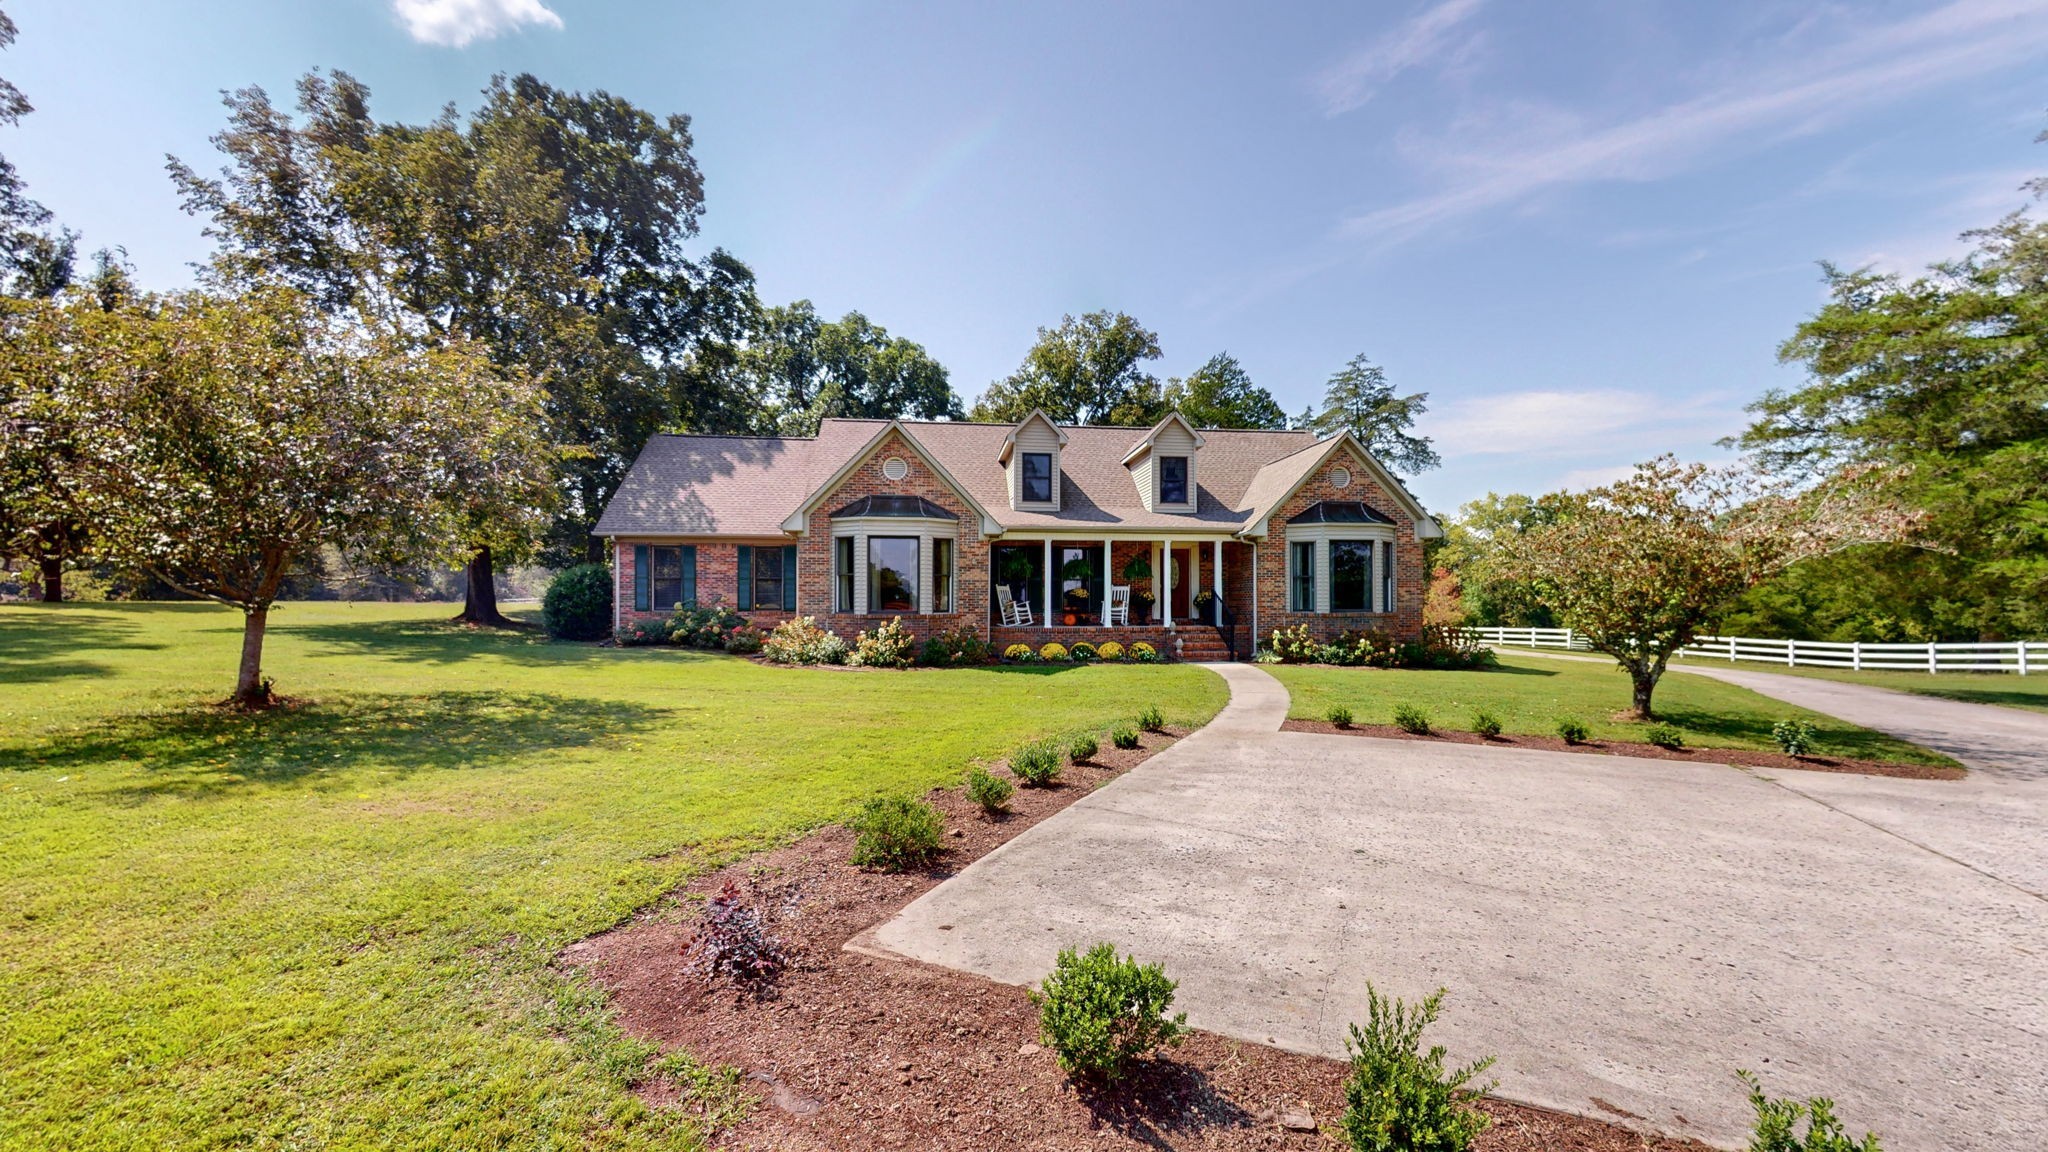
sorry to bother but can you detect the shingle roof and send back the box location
[592,416,1426,539]
[829,494,956,519]
[1287,500,1397,525]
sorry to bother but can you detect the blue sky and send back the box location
[5,0,2045,512]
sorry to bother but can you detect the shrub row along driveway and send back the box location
[874,664,2048,1152]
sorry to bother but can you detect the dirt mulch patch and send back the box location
[1281,720,1964,780]
[563,728,1714,1151]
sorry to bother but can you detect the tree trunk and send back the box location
[454,544,516,627]
[233,606,271,708]
[38,550,62,603]
[1630,667,1658,721]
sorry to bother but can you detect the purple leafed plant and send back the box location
[682,879,794,989]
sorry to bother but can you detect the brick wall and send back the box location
[1251,448,1426,648]
[612,539,796,628]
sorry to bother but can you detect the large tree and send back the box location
[20,287,548,706]
[743,299,961,436]
[971,311,1166,425]
[1431,492,1575,627]
[1736,203,2048,638]
[1498,457,1913,718]
[1312,354,1440,475]
[170,71,758,619]
[1163,352,1288,429]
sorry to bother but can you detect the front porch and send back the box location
[987,536,1253,659]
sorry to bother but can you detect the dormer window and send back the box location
[1022,452,1053,503]
[1158,456,1188,505]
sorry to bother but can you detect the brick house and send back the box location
[592,411,1442,660]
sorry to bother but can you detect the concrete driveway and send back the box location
[872,665,2048,1151]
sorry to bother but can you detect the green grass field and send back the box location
[1670,656,2048,715]
[1270,652,1955,765]
[0,602,1228,1151]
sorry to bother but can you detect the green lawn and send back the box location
[1269,652,1955,766]
[0,602,1228,1152]
[1671,656,2048,715]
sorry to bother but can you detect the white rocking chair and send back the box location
[1106,585,1131,626]
[997,585,1035,627]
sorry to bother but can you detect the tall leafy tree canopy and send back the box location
[1737,201,2048,637]
[1163,352,1288,429]
[743,299,960,436]
[169,70,760,607]
[971,311,1167,426]
[1312,354,1440,475]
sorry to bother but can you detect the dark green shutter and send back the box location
[681,545,697,607]
[735,546,751,610]
[782,545,798,611]
[633,544,650,611]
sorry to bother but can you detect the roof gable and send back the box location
[1120,411,1207,466]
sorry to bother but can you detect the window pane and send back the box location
[652,546,684,609]
[1382,540,1395,615]
[1158,456,1188,504]
[753,550,783,611]
[933,539,953,613]
[1022,453,1052,502]
[868,537,917,612]
[1331,541,1370,612]
[1292,542,1315,611]
[836,537,854,612]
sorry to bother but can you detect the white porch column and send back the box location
[1042,538,1053,626]
[1101,539,1112,626]
[1162,539,1174,628]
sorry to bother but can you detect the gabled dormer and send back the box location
[997,410,1068,512]
[1121,412,1206,514]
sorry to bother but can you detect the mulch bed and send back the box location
[1280,721,1964,780]
[563,728,1715,1151]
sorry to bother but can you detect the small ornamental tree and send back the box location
[53,287,547,707]
[1499,456,1913,719]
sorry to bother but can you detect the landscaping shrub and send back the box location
[1032,943,1188,1081]
[761,616,847,665]
[1038,642,1069,662]
[1136,704,1165,732]
[1328,705,1355,728]
[1739,1070,1883,1152]
[1129,641,1161,663]
[1069,732,1099,763]
[1392,704,1432,736]
[1327,629,1402,668]
[1097,640,1125,661]
[1009,739,1063,787]
[1269,624,1323,663]
[722,624,765,655]
[851,616,917,668]
[1069,641,1099,662]
[1340,984,1495,1152]
[1556,716,1591,745]
[1646,723,1686,750]
[1003,643,1038,663]
[1110,724,1140,750]
[666,602,748,649]
[681,878,793,989]
[1412,623,1496,670]
[542,563,613,640]
[919,625,989,666]
[1469,710,1503,738]
[1772,719,1818,757]
[616,618,667,647]
[965,766,1014,815]
[846,795,945,870]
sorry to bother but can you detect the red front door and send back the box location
[1168,547,1194,619]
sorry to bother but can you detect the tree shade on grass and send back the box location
[1270,653,1954,766]
[0,601,1228,1150]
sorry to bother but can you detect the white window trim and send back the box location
[1283,523,1396,615]
[832,514,957,615]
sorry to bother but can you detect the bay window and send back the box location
[868,537,918,613]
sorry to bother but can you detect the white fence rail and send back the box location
[1463,627,2042,675]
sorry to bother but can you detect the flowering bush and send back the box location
[1269,624,1322,663]
[722,624,765,655]
[1129,641,1161,663]
[762,616,848,665]
[1003,643,1038,663]
[617,619,668,646]
[919,624,990,666]
[1069,641,1099,661]
[667,602,748,649]
[1097,640,1125,661]
[852,616,918,668]
[1038,642,1069,662]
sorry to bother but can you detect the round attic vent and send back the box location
[1329,466,1352,489]
[882,456,909,482]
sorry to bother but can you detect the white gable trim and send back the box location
[996,409,1070,465]
[1120,411,1208,466]
[1239,434,1441,540]
[781,420,1003,537]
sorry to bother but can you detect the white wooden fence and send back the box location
[1462,626,2042,675]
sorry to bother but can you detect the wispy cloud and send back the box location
[1428,388,1741,459]
[392,0,563,48]
[1338,0,2048,247]
[1313,0,1486,116]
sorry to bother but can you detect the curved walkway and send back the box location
[874,663,2048,1152]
